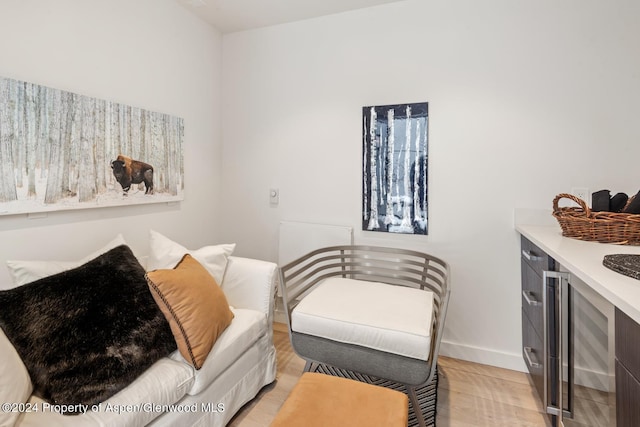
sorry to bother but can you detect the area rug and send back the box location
[308,362,438,427]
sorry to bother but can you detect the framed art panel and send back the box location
[0,76,184,216]
[362,102,428,235]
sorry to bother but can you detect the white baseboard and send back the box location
[439,340,528,373]
[571,364,612,392]
[440,340,613,389]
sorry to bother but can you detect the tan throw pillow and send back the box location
[145,254,234,370]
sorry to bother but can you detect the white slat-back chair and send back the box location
[279,245,450,427]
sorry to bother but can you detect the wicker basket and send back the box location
[552,193,640,245]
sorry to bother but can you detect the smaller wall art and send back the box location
[362,102,428,235]
[0,76,184,216]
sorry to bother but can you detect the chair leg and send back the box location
[407,385,428,427]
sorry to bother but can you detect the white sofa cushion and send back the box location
[16,358,193,427]
[147,230,235,285]
[87,357,194,427]
[169,308,267,395]
[0,329,32,427]
[6,234,126,287]
[291,278,434,360]
[15,398,101,427]
[221,256,278,316]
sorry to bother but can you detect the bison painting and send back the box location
[111,155,154,196]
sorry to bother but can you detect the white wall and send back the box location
[221,0,640,370]
[0,0,223,287]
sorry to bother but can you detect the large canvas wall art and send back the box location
[0,76,184,216]
[362,102,428,235]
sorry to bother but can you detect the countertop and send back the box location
[516,224,640,325]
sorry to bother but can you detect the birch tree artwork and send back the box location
[362,102,428,235]
[0,76,184,216]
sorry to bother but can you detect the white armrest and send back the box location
[221,256,278,319]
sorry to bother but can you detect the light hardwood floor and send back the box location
[228,323,551,426]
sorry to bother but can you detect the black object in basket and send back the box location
[603,254,640,280]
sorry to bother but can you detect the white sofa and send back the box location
[1,254,278,427]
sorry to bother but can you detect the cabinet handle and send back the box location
[542,270,573,421]
[524,346,542,368]
[522,290,541,307]
[522,249,542,261]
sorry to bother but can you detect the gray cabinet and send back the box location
[521,235,640,427]
[616,308,640,427]
[520,236,556,425]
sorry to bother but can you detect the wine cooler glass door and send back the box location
[545,271,616,427]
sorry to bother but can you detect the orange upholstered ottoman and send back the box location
[270,372,408,427]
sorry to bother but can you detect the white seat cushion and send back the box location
[169,308,268,395]
[291,278,434,360]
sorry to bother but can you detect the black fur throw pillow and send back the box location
[0,245,176,414]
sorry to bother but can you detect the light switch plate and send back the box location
[270,188,279,205]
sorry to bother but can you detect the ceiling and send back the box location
[175,0,407,33]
